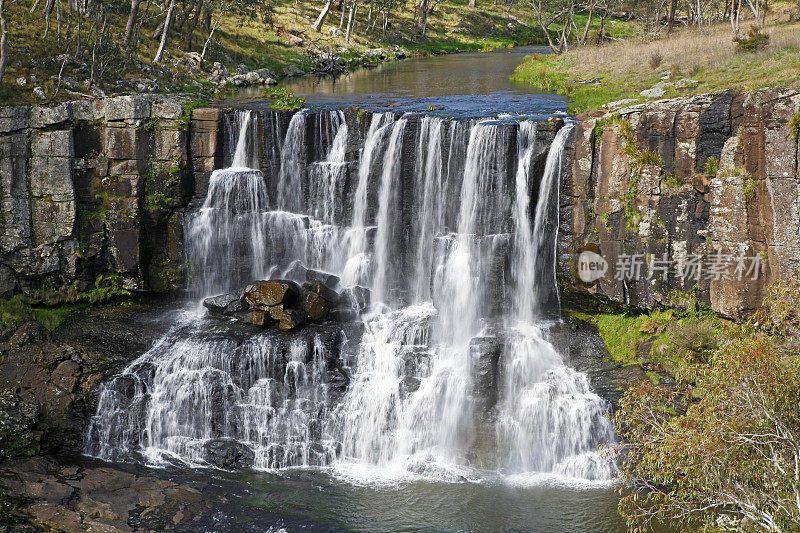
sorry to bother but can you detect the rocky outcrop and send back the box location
[561,89,800,319]
[205,275,357,331]
[0,96,224,298]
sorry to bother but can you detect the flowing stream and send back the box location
[85,103,622,530]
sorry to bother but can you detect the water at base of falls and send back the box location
[85,108,616,487]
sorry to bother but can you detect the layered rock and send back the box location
[561,89,800,319]
[0,96,223,297]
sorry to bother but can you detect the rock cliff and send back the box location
[0,96,223,297]
[561,89,800,319]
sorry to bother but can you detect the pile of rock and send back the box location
[224,66,278,87]
[203,270,369,331]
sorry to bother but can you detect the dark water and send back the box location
[237,469,627,532]
[269,46,568,117]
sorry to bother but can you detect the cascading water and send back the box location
[86,107,615,485]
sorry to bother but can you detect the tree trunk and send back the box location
[124,0,141,45]
[345,0,356,42]
[200,1,226,66]
[469,0,475,7]
[175,0,196,31]
[184,0,202,50]
[579,2,594,44]
[0,0,8,85]
[154,0,177,62]
[417,0,428,34]
[667,0,677,34]
[313,0,332,32]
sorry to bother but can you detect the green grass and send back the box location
[510,54,626,114]
[0,0,554,103]
[511,18,800,114]
[570,308,725,378]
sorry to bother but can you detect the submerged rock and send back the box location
[338,285,370,314]
[203,438,255,469]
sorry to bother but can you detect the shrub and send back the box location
[703,156,719,178]
[616,275,800,532]
[734,26,770,54]
[263,87,305,111]
[648,52,663,69]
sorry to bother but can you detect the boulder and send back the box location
[338,285,370,314]
[305,268,340,288]
[233,309,272,327]
[278,308,306,331]
[283,65,305,77]
[203,292,242,314]
[301,289,332,320]
[267,304,285,321]
[306,279,339,304]
[283,260,307,282]
[245,280,301,309]
[224,298,249,315]
[202,438,255,469]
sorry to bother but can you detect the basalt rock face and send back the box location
[561,90,800,319]
[0,96,223,298]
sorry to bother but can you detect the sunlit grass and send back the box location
[512,15,800,113]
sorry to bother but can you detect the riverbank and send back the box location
[0,0,559,105]
[511,15,800,114]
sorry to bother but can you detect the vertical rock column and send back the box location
[101,97,151,289]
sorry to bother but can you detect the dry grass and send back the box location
[512,8,800,113]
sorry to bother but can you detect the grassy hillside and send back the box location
[0,0,550,104]
[512,7,800,114]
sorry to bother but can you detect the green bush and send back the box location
[734,26,770,54]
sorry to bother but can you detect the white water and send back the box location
[87,109,615,485]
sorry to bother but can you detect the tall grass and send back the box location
[513,16,800,113]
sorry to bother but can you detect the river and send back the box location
[270,46,569,117]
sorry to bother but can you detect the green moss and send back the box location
[0,275,131,331]
[179,99,209,130]
[790,113,800,140]
[571,307,725,378]
[663,173,685,190]
[743,176,758,208]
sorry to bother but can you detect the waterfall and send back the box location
[276,109,307,213]
[495,123,616,480]
[341,112,395,288]
[371,118,407,305]
[410,116,445,302]
[186,110,269,297]
[309,111,348,223]
[86,109,615,484]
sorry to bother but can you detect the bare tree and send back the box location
[154,0,177,61]
[313,0,333,31]
[0,0,10,84]
[124,0,142,45]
